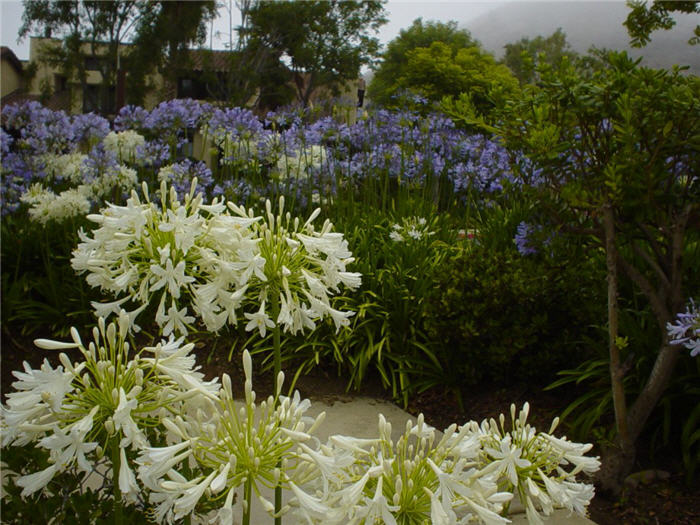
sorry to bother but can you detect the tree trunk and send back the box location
[598,203,636,494]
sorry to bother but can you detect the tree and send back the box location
[368,18,477,107]
[625,0,700,46]
[19,1,217,111]
[244,0,387,108]
[127,1,218,104]
[492,52,700,493]
[395,41,519,116]
[503,28,578,84]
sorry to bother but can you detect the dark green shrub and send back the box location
[424,235,606,391]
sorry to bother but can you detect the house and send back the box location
[3,37,363,116]
[1,46,37,107]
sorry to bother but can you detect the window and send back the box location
[84,56,103,71]
[54,74,67,93]
[177,77,208,100]
[83,85,115,115]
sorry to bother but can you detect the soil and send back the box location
[2,328,699,525]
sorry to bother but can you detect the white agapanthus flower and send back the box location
[229,197,361,336]
[138,349,325,524]
[0,312,215,503]
[73,183,360,337]
[72,180,240,335]
[274,144,327,181]
[79,163,138,202]
[388,216,436,243]
[103,130,145,163]
[21,186,91,225]
[42,152,88,184]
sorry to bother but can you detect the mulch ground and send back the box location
[2,327,699,524]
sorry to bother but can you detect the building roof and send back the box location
[1,47,24,73]
[187,49,232,72]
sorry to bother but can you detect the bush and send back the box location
[424,224,606,393]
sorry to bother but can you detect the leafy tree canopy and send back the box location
[491,51,700,491]
[368,18,477,106]
[503,28,579,84]
[625,0,700,46]
[397,42,519,114]
[19,0,217,108]
[244,0,387,108]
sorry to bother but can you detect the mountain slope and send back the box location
[464,1,699,72]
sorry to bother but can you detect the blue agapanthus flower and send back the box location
[667,299,700,357]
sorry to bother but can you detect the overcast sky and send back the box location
[1,0,508,60]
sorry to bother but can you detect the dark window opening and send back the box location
[84,56,103,71]
[54,74,67,93]
[83,84,116,115]
[177,76,209,100]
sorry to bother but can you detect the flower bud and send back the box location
[242,350,252,381]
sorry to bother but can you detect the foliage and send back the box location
[19,0,217,111]
[397,42,520,118]
[491,50,700,488]
[503,28,579,85]
[126,1,218,105]
[244,0,387,108]
[368,18,477,107]
[423,201,606,395]
[625,0,700,46]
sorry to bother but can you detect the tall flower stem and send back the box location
[110,440,124,525]
[242,476,252,525]
[271,292,283,525]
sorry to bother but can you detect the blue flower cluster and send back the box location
[2,99,519,216]
[1,102,111,214]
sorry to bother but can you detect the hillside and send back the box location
[464,1,699,73]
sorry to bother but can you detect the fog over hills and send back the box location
[464,1,699,73]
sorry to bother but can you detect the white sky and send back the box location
[1,0,505,60]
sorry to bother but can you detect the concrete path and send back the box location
[236,396,597,524]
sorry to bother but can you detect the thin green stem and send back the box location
[271,293,283,525]
[110,440,123,525]
[242,476,252,525]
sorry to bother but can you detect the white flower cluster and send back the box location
[389,216,435,242]
[71,181,360,336]
[136,351,600,525]
[0,313,216,501]
[275,145,327,181]
[19,153,138,225]
[103,130,146,163]
[86,164,139,201]
[20,183,91,225]
[42,152,88,184]
[138,349,324,523]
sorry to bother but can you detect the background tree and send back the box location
[20,0,148,112]
[491,52,700,493]
[503,28,578,84]
[625,0,700,46]
[127,1,218,104]
[368,18,476,107]
[20,0,218,110]
[243,0,387,108]
[395,41,519,116]
[131,1,218,105]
